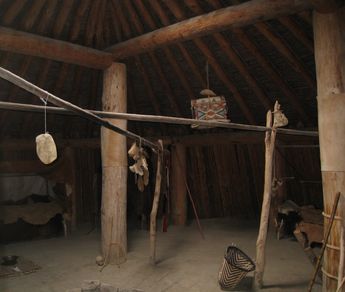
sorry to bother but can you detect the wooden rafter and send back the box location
[254,22,315,87]
[118,0,162,116]
[138,2,196,99]
[164,0,256,124]
[184,0,272,111]
[105,0,312,59]
[206,0,312,124]
[233,30,312,124]
[278,16,314,52]
[21,0,46,31]
[2,0,28,25]
[0,26,113,69]
[148,0,206,88]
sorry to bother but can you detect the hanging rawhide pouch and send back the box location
[36,133,57,164]
[35,94,57,164]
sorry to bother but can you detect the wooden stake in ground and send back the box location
[253,101,288,289]
[150,140,164,265]
[101,63,127,265]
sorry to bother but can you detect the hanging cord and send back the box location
[39,92,49,133]
[206,60,209,90]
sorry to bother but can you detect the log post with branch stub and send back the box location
[253,101,288,290]
[150,140,164,265]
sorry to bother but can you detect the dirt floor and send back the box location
[0,218,321,292]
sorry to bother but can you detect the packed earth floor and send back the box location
[0,218,321,292]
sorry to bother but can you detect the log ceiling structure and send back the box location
[0,0,317,139]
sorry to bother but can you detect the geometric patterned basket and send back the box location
[218,246,255,290]
[191,96,228,128]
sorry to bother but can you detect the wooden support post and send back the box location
[313,5,345,291]
[269,148,287,228]
[150,140,163,265]
[101,63,127,265]
[171,143,187,225]
[253,109,277,290]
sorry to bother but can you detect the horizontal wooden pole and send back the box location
[106,0,312,59]
[0,67,159,150]
[0,101,318,137]
[0,27,113,69]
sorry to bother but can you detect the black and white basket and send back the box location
[218,246,255,290]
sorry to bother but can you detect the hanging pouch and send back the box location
[36,133,57,164]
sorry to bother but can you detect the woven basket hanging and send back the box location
[218,246,255,290]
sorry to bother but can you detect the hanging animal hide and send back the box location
[35,133,57,164]
[128,142,150,192]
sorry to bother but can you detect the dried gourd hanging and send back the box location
[35,96,57,164]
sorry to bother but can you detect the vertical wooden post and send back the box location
[253,109,277,290]
[101,63,127,264]
[150,140,163,264]
[269,148,287,228]
[171,143,187,225]
[313,5,345,291]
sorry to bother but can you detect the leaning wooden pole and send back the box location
[0,67,158,151]
[150,140,164,265]
[101,63,127,265]
[253,101,288,289]
[253,109,276,289]
[313,4,345,291]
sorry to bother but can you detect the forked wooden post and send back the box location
[253,101,287,289]
[150,140,164,265]
[253,109,276,289]
[101,63,128,265]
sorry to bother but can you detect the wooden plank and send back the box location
[106,0,312,59]
[0,26,113,69]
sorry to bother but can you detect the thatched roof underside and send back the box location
[0,0,316,140]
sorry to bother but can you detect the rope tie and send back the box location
[39,92,49,133]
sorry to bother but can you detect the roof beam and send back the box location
[106,0,312,59]
[0,26,113,69]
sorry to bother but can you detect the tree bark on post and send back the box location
[171,143,187,225]
[101,63,127,265]
[150,140,163,265]
[253,109,276,290]
[313,6,345,291]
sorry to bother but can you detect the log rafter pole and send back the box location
[0,26,113,69]
[106,0,312,59]
[183,0,272,111]
[0,67,159,150]
[196,0,314,125]
[162,0,256,124]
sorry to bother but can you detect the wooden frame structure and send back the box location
[0,1,344,290]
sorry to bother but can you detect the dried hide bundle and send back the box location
[35,133,57,164]
[128,142,149,192]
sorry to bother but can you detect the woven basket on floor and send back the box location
[218,246,255,290]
